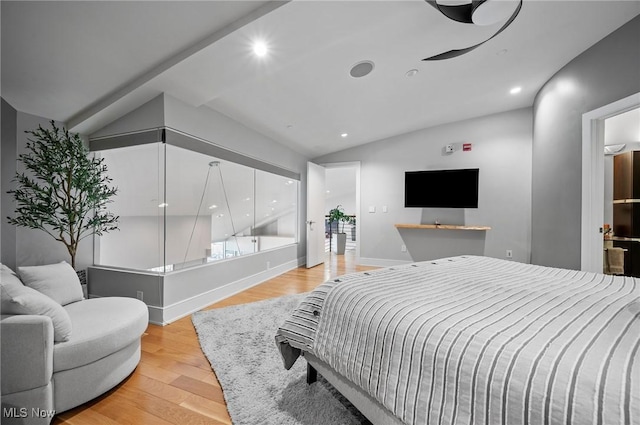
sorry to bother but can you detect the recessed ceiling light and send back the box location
[208,204,218,209]
[158,203,168,208]
[326,190,331,194]
[252,40,268,57]
[510,86,522,95]
[341,133,348,138]
[350,60,375,78]
[405,69,419,77]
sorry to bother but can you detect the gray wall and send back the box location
[1,99,18,269]
[89,94,165,139]
[1,103,93,270]
[314,107,533,264]
[531,16,640,269]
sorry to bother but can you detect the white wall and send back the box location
[314,107,533,264]
[325,166,357,215]
[325,193,356,216]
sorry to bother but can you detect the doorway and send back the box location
[581,92,640,272]
[323,162,360,262]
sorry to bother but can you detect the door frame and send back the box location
[306,161,326,268]
[320,161,361,262]
[581,92,640,272]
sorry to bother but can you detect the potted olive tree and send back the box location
[7,120,119,288]
[328,205,350,254]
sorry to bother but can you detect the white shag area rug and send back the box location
[191,293,369,425]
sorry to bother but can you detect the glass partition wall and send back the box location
[93,138,299,273]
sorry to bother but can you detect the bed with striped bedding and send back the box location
[275,256,640,425]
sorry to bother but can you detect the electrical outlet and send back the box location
[136,291,144,301]
[506,249,513,259]
[266,261,271,269]
[401,245,407,252]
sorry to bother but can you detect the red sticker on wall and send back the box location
[463,143,472,151]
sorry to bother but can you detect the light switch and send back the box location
[382,205,388,213]
[368,206,376,213]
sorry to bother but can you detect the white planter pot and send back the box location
[334,233,347,255]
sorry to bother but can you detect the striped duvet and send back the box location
[275,256,640,425]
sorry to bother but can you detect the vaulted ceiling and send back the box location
[3,1,639,158]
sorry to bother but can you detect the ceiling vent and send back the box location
[350,61,375,78]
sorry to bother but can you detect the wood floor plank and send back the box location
[55,408,124,425]
[135,361,182,384]
[90,390,176,425]
[101,386,223,425]
[140,340,162,354]
[161,360,220,387]
[98,387,212,425]
[125,374,190,403]
[170,375,224,403]
[52,252,375,424]
[179,394,232,425]
[144,347,212,370]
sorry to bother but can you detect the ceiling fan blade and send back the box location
[423,0,523,61]
[425,0,473,24]
[423,45,479,61]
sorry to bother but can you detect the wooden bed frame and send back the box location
[304,352,405,425]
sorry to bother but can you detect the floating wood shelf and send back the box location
[395,224,491,231]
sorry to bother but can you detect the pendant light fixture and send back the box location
[423,0,523,61]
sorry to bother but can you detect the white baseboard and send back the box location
[357,257,412,268]
[153,257,304,325]
[147,305,164,325]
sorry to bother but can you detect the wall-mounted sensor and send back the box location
[445,144,455,153]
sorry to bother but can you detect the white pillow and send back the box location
[18,261,84,306]
[1,264,23,287]
[0,283,73,342]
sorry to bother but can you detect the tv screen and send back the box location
[404,168,479,208]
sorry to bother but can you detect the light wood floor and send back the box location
[54,252,377,425]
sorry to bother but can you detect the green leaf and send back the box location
[7,120,119,268]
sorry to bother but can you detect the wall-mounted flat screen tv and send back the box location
[404,168,479,208]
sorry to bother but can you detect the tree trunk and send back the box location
[67,244,77,270]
